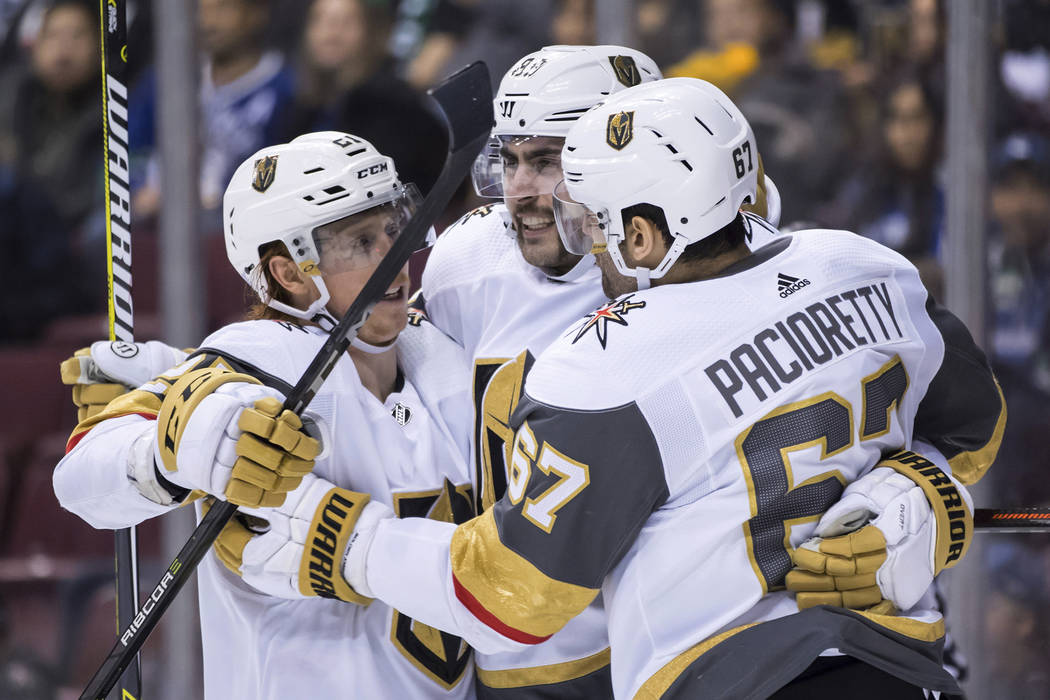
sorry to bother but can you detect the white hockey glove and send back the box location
[787,449,973,612]
[60,340,189,421]
[153,366,319,507]
[210,473,392,604]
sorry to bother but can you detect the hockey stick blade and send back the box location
[974,507,1050,533]
[80,60,493,700]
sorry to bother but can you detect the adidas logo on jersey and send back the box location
[777,273,810,298]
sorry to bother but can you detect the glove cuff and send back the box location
[879,450,973,572]
[298,486,374,605]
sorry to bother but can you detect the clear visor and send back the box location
[312,182,425,274]
[471,135,564,199]
[552,180,608,256]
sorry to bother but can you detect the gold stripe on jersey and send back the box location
[635,622,761,699]
[635,610,945,699]
[879,450,973,572]
[476,647,611,689]
[855,609,945,643]
[65,353,235,452]
[66,388,164,450]
[947,381,1007,486]
[450,509,598,639]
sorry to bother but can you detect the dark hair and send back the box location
[620,203,747,265]
[244,241,305,323]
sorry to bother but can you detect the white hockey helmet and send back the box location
[223,131,421,326]
[472,45,662,199]
[553,77,759,287]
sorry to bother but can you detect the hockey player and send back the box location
[61,46,779,698]
[54,133,477,699]
[411,45,780,696]
[219,79,1005,698]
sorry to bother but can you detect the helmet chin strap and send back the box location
[635,266,652,291]
[547,254,596,282]
[351,336,395,354]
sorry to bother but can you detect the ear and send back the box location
[623,215,668,268]
[268,256,312,296]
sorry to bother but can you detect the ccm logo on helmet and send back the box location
[357,163,389,179]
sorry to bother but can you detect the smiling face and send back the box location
[312,204,412,345]
[500,136,583,275]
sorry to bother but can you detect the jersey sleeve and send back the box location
[455,394,669,643]
[55,339,299,531]
[913,298,1006,485]
[365,393,669,651]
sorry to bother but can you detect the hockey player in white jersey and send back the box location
[413,45,782,697]
[219,80,1005,697]
[53,133,476,699]
[60,46,783,699]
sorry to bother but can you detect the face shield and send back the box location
[311,182,426,275]
[552,179,609,256]
[471,135,565,199]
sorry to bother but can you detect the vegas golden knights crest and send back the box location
[252,155,278,193]
[609,55,641,87]
[606,111,634,151]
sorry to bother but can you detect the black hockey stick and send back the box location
[99,0,140,698]
[974,507,1050,533]
[80,60,493,700]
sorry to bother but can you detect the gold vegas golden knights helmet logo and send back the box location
[606,111,635,150]
[609,55,641,87]
[251,155,279,193]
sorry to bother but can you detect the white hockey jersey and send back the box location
[414,204,783,696]
[363,230,1006,698]
[54,319,476,700]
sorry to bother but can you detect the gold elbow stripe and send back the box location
[476,647,611,689]
[880,450,973,572]
[450,510,598,641]
[65,389,164,452]
[947,381,1007,486]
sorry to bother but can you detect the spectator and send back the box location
[438,0,556,91]
[634,0,699,69]
[0,0,100,230]
[984,539,1050,700]
[988,131,1050,385]
[671,0,853,223]
[551,0,593,47]
[0,0,105,342]
[397,0,478,90]
[129,0,295,222]
[277,0,446,193]
[819,72,945,295]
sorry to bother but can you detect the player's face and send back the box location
[501,136,582,274]
[314,208,410,345]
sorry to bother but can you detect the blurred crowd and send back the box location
[0,0,1048,697]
